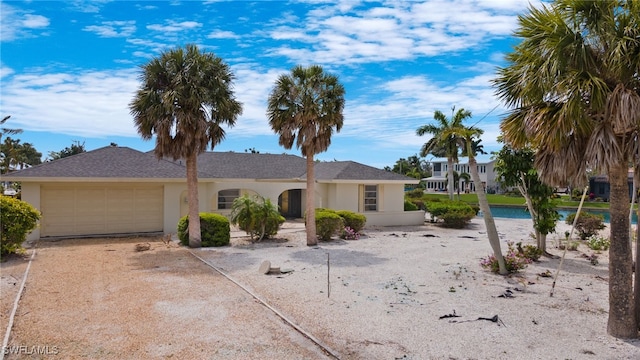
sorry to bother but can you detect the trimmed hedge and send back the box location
[1,196,41,256]
[177,213,230,247]
[335,210,366,233]
[404,200,419,211]
[425,200,476,228]
[315,209,344,241]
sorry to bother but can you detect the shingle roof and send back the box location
[195,152,307,179]
[2,146,187,179]
[314,161,414,182]
[3,146,418,183]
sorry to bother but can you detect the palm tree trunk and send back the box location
[630,163,640,326]
[607,162,636,338]
[470,156,507,274]
[186,152,201,248]
[305,155,317,246]
[447,158,454,200]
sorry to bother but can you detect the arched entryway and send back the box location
[278,189,302,219]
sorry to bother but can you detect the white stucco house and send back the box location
[3,145,423,240]
[423,158,499,194]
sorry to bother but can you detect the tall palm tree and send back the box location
[129,44,242,248]
[456,125,507,275]
[493,0,639,338]
[267,65,345,246]
[416,108,469,200]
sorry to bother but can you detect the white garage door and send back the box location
[40,185,163,237]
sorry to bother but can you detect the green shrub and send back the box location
[229,195,284,242]
[1,196,41,256]
[315,209,344,241]
[336,210,366,233]
[177,213,230,247]
[565,212,606,240]
[406,188,424,198]
[425,200,475,227]
[480,241,532,273]
[571,188,586,201]
[516,242,542,262]
[404,200,418,211]
[586,235,610,251]
[440,208,476,228]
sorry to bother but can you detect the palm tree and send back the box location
[416,108,468,200]
[129,44,242,248]
[493,0,639,338]
[267,65,345,246]
[1,115,22,142]
[457,125,508,275]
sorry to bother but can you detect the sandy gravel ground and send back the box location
[2,217,640,359]
[1,237,329,359]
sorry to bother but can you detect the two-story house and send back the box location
[423,158,498,194]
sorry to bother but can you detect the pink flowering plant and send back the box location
[340,226,360,240]
[480,241,532,273]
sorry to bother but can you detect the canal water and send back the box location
[485,206,638,225]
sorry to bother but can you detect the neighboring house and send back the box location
[3,146,423,240]
[423,158,498,194]
[588,170,634,202]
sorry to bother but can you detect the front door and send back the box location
[279,189,302,218]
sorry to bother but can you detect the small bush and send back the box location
[426,200,475,227]
[177,213,230,247]
[480,241,532,273]
[571,188,584,201]
[404,200,418,211]
[1,196,41,256]
[406,188,424,198]
[440,209,476,228]
[586,236,610,251]
[336,210,366,233]
[565,212,606,240]
[316,209,344,241]
[516,242,542,262]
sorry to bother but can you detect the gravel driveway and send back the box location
[1,236,330,359]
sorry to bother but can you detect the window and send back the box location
[218,189,240,209]
[364,185,378,211]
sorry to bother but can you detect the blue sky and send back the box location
[1,0,542,169]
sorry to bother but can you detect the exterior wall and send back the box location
[321,182,424,226]
[364,211,425,226]
[163,183,188,234]
[22,183,41,241]
[328,183,359,211]
[21,178,421,240]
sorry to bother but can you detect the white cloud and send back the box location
[1,3,50,42]
[1,69,140,138]
[266,0,523,65]
[83,20,136,38]
[337,72,506,153]
[206,30,240,39]
[0,64,14,79]
[68,0,111,13]
[147,20,202,32]
[0,65,284,141]
[22,14,50,28]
